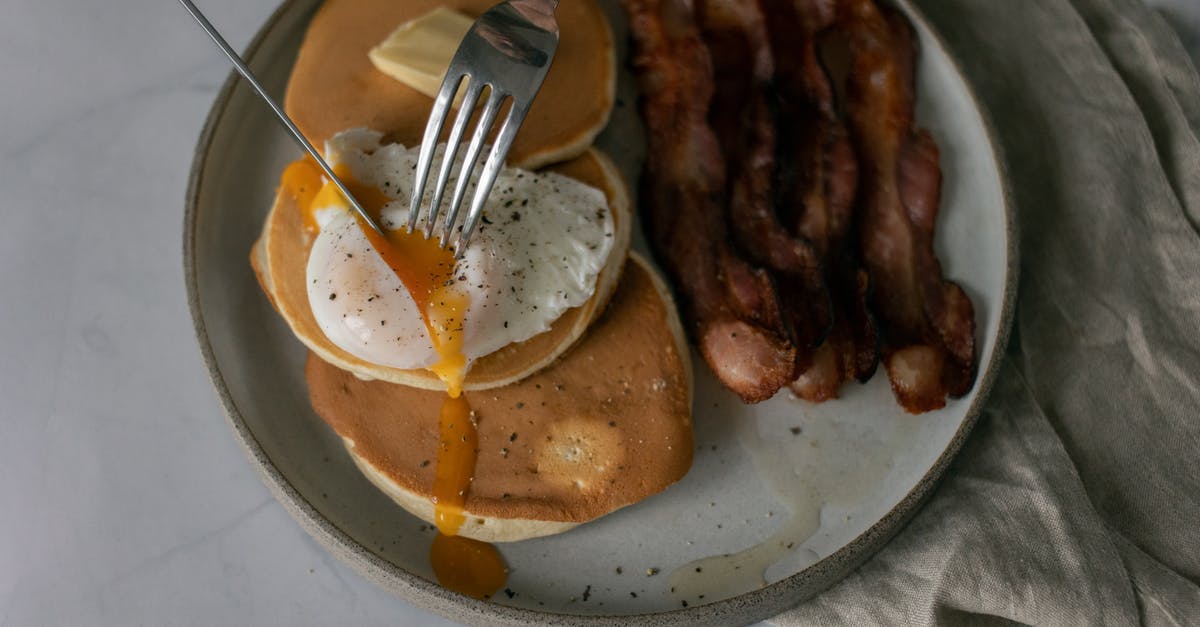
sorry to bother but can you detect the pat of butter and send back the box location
[368,7,473,105]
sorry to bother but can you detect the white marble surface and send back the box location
[1,1,1196,626]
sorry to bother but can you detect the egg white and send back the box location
[306,129,615,371]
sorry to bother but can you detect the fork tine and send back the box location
[438,90,507,247]
[408,71,465,233]
[453,102,530,254]
[423,78,484,239]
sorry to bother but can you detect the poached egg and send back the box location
[303,128,615,375]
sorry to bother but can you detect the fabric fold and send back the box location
[776,363,1140,625]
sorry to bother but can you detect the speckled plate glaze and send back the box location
[184,0,1017,624]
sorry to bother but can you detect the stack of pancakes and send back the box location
[250,0,694,541]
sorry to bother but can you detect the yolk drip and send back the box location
[431,395,473,533]
[428,395,508,599]
[280,158,323,233]
[430,534,508,599]
[283,157,506,599]
[355,221,470,396]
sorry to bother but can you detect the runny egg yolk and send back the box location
[280,159,322,233]
[282,157,506,599]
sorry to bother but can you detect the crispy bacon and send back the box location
[695,0,831,377]
[625,0,974,410]
[625,0,798,403]
[751,0,879,402]
[837,0,977,412]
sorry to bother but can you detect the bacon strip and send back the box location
[625,0,798,403]
[837,0,977,412]
[745,0,879,402]
[695,0,831,377]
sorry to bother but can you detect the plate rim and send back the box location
[182,0,1019,624]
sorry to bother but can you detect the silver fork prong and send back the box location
[454,102,530,255]
[423,78,485,239]
[408,72,466,233]
[404,0,559,251]
[438,90,508,247]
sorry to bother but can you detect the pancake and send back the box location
[251,147,633,391]
[285,0,616,170]
[306,254,694,542]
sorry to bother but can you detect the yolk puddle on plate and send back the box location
[282,157,507,599]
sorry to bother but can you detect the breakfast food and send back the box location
[247,0,977,606]
[839,0,977,412]
[757,0,880,403]
[250,0,693,600]
[624,0,977,412]
[284,0,615,170]
[625,0,800,404]
[367,7,475,104]
[308,254,692,543]
[251,136,632,391]
[701,0,848,399]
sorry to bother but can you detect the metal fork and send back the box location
[408,0,561,255]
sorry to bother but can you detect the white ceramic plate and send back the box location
[185,0,1016,624]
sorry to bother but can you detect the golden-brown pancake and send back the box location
[285,0,615,170]
[251,148,633,391]
[259,0,694,544]
[306,254,694,542]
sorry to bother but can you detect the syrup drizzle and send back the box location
[283,157,507,599]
